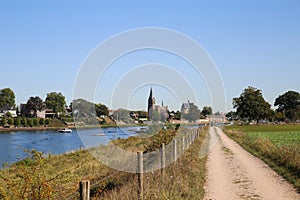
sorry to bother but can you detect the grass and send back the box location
[224,124,300,192]
[0,126,208,199]
[97,126,208,199]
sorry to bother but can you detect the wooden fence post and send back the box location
[182,136,185,151]
[79,180,90,200]
[173,139,177,161]
[161,143,165,175]
[137,151,143,200]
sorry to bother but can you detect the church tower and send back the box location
[148,88,155,119]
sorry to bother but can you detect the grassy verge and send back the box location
[224,124,300,192]
[97,126,208,199]
[0,126,208,199]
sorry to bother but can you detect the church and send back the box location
[147,88,169,121]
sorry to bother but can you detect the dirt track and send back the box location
[204,127,300,200]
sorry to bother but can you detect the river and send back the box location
[0,126,143,167]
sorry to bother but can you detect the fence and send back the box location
[78,127,200,200]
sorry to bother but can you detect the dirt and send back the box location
[204,127,300,200]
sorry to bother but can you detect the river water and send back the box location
[0,126,142,167]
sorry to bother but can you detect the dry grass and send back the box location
[0,126,208,199]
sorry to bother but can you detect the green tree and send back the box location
[14,117,21,127]
[233,86,272,122]
[7,118,14,125]
[95,103,109,117]
[39,118,45,125]
[33,118,39,126]
[22,96,45,117]
[1,118,8,127]
[45,119,50,126]
[226,111,238,120]
[201,106,212,117]
[274,91,300,122]
[27,118,33,127]
[21,117,27,127]
[182,104,200,122]
[113,109,130,122]
[0,88,15,111]
[45,92,66,116]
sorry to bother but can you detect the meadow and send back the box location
[224,124,300,192]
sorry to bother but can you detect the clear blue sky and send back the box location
[1,0,299,112]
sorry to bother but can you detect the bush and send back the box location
[21,117,27,127]
[39,118,45,125]
[27,118,33,127]
[33,118,39,126]
[14,117,21,127]
[7,118,14,125]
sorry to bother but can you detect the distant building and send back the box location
[181,100,194,114]
[2,110,17,117]
[147,88,169,120]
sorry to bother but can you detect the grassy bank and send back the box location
[0,126,208,199]
[224,124,300,192]
[97,126,208,199]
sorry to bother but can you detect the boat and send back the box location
[92,133,105,136]
[58,128,72,133]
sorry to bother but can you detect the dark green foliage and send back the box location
[22,96,45,117]
[95,103,109,117]
[21,117,27,127]
[7,118,14,125]
[45,92,66,115]
[201,106,212,117]
[14,117,21,127]
[0,88,15,111]
[275,91,300,122]
[27,118,33,127]
[39,118,45,125]
[233,86,272,122]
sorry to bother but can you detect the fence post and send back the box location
[161,143,165,175]
[79,180,90,200]
[173,139,177,161]
[137,151,143,200]
[182,136,185,151]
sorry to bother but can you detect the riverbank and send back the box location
[0,126,62,132]
[0,126,208,199]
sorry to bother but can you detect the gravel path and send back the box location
[204,127,300,200]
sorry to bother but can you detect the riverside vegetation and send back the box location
[0,126,208,199]
[224,124,300,192]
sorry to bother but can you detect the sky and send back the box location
[0,0,299,112]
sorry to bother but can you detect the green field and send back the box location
[224,124,300,192]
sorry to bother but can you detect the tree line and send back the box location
[0,87,213,125]
[228,86,300,123]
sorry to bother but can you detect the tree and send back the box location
[14,117,21,127]
[22,96,45,117]
[226,111,238,121]
[0,88,15,111]
[233,86,272,122]
[274,91,300,122]
[39,118,45,125]
[45,92,66,116]
[113,109,130,122]
[72,99,96,118]
[95,103,109,117]
[21,117,27,127]
[182,104,200,122]
[201,106,212,117]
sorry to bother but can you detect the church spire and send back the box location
[162,99,164,106]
